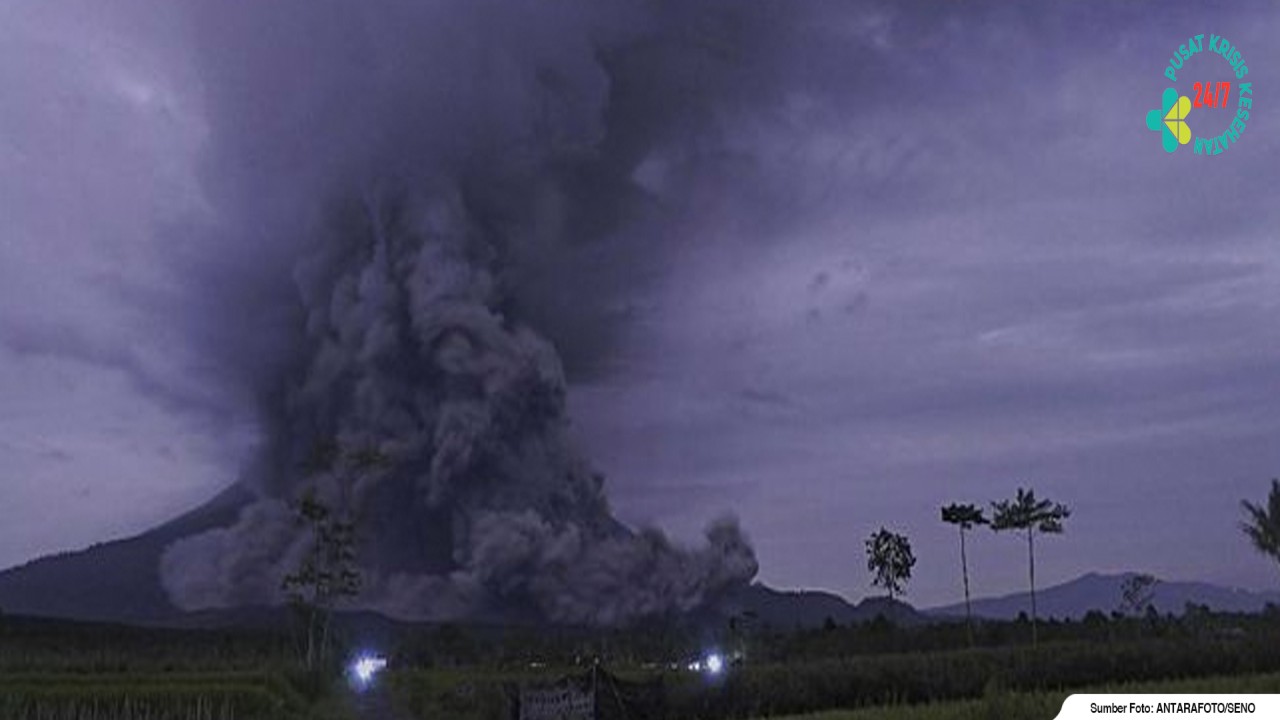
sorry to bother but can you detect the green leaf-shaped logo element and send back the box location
[1146,88,1192,153]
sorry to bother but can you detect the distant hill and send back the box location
[927,572,1280,620]
[719,583,927,629]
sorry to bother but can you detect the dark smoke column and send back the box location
[157,0,769,625]
[161,187,756,624]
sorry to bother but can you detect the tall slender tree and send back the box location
[282,440,390,671]
[1241,479,1280,571]
[282,488,360,672]
[990,487,1070,648]
[941,503,987,646]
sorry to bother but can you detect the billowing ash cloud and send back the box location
[158,0,780,624]
[163,187,756,623]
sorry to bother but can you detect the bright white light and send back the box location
[348,654,388,689]
[704,652,724,675]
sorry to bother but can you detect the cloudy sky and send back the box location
[2,0,1278,609]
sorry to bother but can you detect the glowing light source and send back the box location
[347,653,388,690]
[704,652,725,675]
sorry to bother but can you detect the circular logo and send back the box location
[1146,34,1254,155]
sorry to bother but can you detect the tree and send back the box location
[941,503,987,646]
[281,440,389,671]
[727,610,760,660]
[1118,573,1159,618]
[1241,479,1280,570]
[990,487,1070,648]
[865,527,916,602]
[282,489,360,672]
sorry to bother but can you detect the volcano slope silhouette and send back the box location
[0,484,250,624]
[0,486,912,631]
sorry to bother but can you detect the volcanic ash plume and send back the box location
[160,187,757,624]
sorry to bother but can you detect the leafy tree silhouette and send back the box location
[941,503,987,646]
[865,527,916,603]
[1239,479,1280,563]
[990,487,1070,648]
[1241,479,1280,572]
[1119,573,1159,618]
[282,440,389,671]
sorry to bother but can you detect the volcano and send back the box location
[0,484,249,624]
[0,3,790,628]
[0,489,911,631]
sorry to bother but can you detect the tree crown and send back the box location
[865,527,916,598]
[1241,479,1280,559]
[990,487,1070,534]
[941,503,988,529]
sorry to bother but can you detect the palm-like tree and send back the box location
[1241,479,1280,568]
[990,487,1070,648]
[941,503,987,646]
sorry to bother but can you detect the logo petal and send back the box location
[1164,95,1191,121]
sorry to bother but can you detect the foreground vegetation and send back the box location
[387,631,1280,719]
[0,614,348,720]
[382,606,1280,719]
[3,605,1280,719]
[0,672,308,720]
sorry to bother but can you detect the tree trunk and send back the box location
[305,605,317,671]
[960,526,973,647]
[1027,527,1037,648]
[320,606,332,666]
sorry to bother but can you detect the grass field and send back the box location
[765,672,1280,720]
[0,671,310,720]
[6,612,1280,719]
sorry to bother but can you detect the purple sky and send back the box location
[2,1,1279,608]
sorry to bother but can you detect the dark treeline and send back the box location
[9,602,1278,671]
[0,613,292,673]
[379,604,1280,670]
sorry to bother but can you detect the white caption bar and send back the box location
[1056,695,1279,719]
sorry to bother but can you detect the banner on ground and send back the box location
[509,666,665,720]
[514,675,594,720]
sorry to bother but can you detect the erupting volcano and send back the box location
[160,188,756,624]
